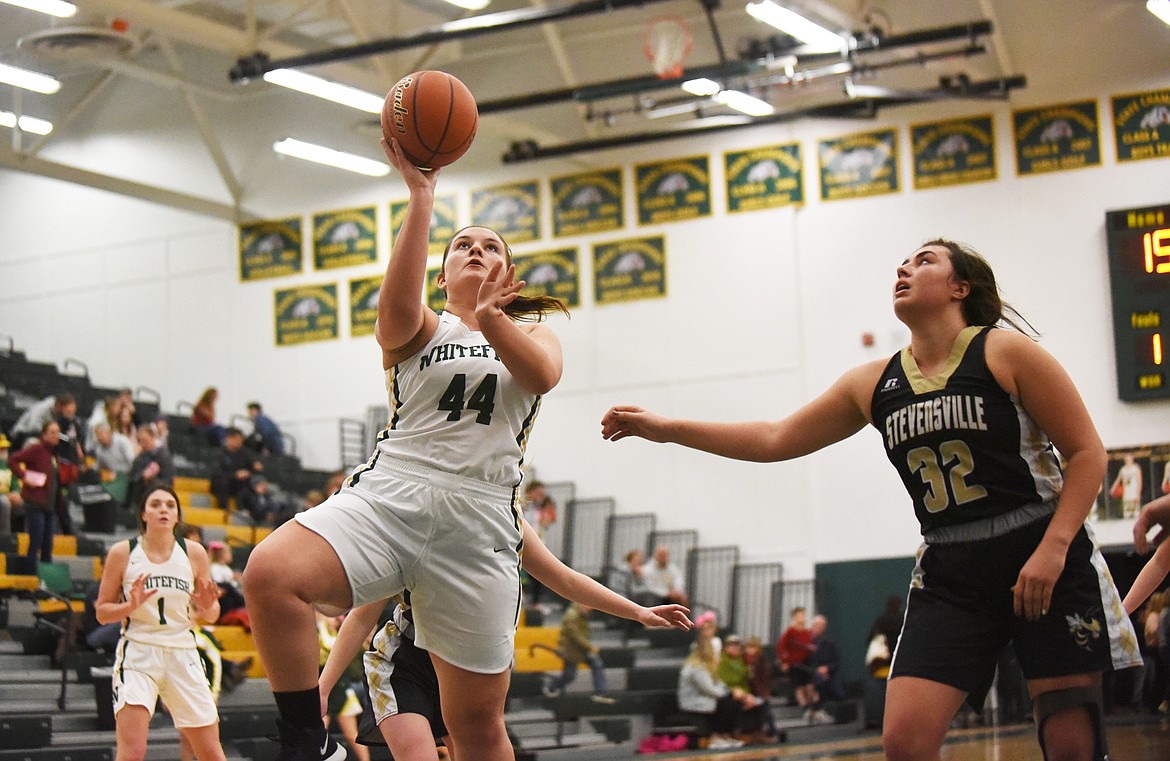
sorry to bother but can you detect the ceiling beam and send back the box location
[0,149,248,222]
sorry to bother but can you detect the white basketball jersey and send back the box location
[120,537,197,648]
[367,311,542,486]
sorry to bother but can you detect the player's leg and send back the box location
[882,676,967,761]
[431,656,513,761]
[379,713,443,761]
[1029,674,1105,761]
[114,704,152,761]
[178,723,228,761]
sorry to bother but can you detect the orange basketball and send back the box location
[381,71,478,169]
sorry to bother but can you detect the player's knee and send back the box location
[1034,685,1106,761]
[882,720,936,761]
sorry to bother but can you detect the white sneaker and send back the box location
[812,709,835,725]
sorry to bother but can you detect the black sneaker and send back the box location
[274,719,347,761]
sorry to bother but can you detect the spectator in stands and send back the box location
[541,601,616,703]
[92,423,135,478]
[126,423,174,509]
[744,635,781,741]
[191,387,226,446]
[153,414,169,450]
[867,594,904,678]
[209,428,262,513]
[52,393,86,465]
[114,403,139,449]
[777,606,817,716]
[87,388,135,450]
[807,615,842,724]
[695,609,723,658]
[678,636,746,749]
[245,477,287,526]
[521,480,550,610]
[624,548,659,607]
[0,434,20,536]
[245,402,286,456]
[716,635,769,740]
[10,392,67,450]
[9,420,76,566]
[208,541,251,630]
[647,545,688,607]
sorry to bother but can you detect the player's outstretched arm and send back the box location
[319,600,385,712]
[1134,493,1170,555]
[600,362,880,463]
[1123,540,1170,616]
[521,522,691,630]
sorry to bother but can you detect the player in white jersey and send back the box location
[244,135,569,761]
[94,486,226,761]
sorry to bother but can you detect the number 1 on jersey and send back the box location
[437,373,498,425]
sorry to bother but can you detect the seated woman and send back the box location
[677,637,746,750]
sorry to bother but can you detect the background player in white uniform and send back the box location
[1110,452,1143,519]
[318,519,692,761]
[94,486,226,761]
[602,240,1138,761]
[244,135,569,761]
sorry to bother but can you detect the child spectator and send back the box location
[208,541,250,630]
[677,637,745,750]
[0,434,20,536]
[541,602,616,703]
[717,635,769,738]
[776,606,817,715]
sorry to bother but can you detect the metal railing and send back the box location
[562,497,614,577]
[731,562,784,640]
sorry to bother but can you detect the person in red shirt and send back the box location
[776,606,817,719]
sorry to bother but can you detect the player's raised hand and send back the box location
[636,604,693,630]
[191,577,223,613]
[380,137,441,191]
[601,405,670,443]
[475,260,523,321]
[127,574,158,610]
[1134,495,1170,554]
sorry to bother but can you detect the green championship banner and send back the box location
[818,129,899,200]
[274,283,338,346]
[426,266,446,313]
[239,217,303,281]
[349,276,382,338]
[390,193,458,255]
[312,206,377,270]
[1112,88,1170,162]
[593,236,666,305]
[471,181,540,243]
[910,115,997,189]
[515,248,579,308]
[724,143,803,213]
[550,168,624,237]
[1011,100,1101,175]
[635,156,711,225]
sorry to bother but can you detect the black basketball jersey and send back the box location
[870,326,1063,535]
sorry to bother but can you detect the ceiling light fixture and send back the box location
[273,138,389,176]
[442,0,490,10]
[745,1,847,53]
[263,68,384,113]
[0,0,76,18]
[681,78,721,96]
[0,62,62,94]
[714,89,775,116]
[1149,0,1170,27]
[0,109,53,134]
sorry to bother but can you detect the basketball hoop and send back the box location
[643,16,693,80]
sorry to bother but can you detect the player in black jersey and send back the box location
[603,240,1138,761]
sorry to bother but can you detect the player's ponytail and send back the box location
[925,238,1037,337]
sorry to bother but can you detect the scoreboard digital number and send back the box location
[1106,203,1170,401]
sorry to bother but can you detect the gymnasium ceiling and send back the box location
[0,0,1167,220]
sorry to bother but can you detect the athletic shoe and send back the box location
[811,709,835,725]
[590,694,617,704]
[273,719,347,761]
[541,680,562,699]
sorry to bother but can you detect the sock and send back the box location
[274,687,325,731]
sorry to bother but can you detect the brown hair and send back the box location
[442,227,569,323]
[923,238,1036,335]
[139,485,183,533]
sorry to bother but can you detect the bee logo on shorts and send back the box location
[1064,612,1102,650]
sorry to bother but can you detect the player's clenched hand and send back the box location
[636,604,693,630]
[601,406,669,443]
[1012,541,1066,622]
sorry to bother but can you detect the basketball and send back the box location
[381,71,478,169]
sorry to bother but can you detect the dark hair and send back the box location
[790,606,806,616]
[139,485,183,533]
[923,238,1036,335]
[225,427,244,438]
[54,392,76,407]
[441,226,570,323]
[247,402,261,412]
[41,419,60,434]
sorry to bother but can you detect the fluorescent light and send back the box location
[273,138,389,176]
[0,0,76,18]
[1149,0,1170,26]
[0,110,53,135]
[0,62,61,94]
[745,1,847,53]
[714,90,774,116]
[263,68,383,114]
[682,78,721,96]
[443,0,490,9]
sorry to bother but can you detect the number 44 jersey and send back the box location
[870,326,1063,536]
[377,311,543,488]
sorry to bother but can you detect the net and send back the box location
[643,16,693,80]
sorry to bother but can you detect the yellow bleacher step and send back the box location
[38,599,86,614]
[0,574,39,592]
[184,506,227,527]
[16,533,76,557]
[224,525,273,546]
[513,626,559,650]
[174,476,212,494]
[513,649,564,673]
[222,650,266,678]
